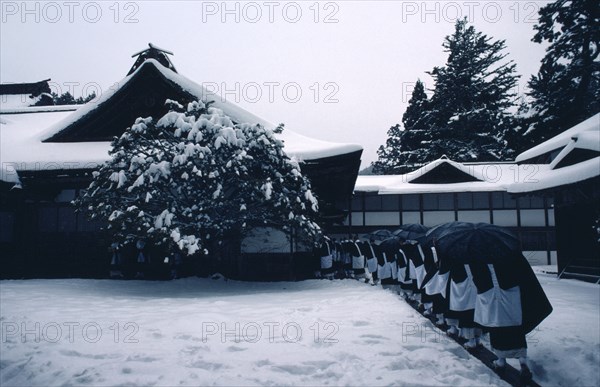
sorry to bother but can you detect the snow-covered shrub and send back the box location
[76,99,322,256]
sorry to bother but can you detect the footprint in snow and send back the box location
[126,354,160,362]
[530,360,548,381]
[0,360,14,370]
[360,333,388,340]
[386,360,410,371]
[363,339,381,345]
[227,345,247,352]
[302,360,335,370]
[255,359,272,367]
[59,350,120,360]
[272,364,315,375]
[187,359,226,371]
[311,370,343,380]
[180,345,210,355]
[379,351,404,357]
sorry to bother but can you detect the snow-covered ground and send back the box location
[0,272,598,386]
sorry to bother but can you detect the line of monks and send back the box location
[313,233,552,381]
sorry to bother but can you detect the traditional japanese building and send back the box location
[0,44,362,279]
[508,113,600,282]
[341,157,557,266]
[339,114,599,278]
[2,45,597,282]
[0,78,53,108]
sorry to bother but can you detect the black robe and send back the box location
[469,254,552,334]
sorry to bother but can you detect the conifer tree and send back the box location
[33,91,96,107]
[373,19,519,174]
[372,80,431,174]
[524,0,600,148]
[402,79,429,131]
[425,18,519,162]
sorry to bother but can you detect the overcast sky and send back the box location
[1,1,550,168]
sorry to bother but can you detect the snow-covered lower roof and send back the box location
[1,94,44,110]
[355,158,543,194]
[360,116,600,196]
[403,157,482,184]
[0,110,111,183]
[1,59,362,183]
[1,105,81,114]
[509,117,600,194]
[516,113,600,163]
[508,158,598,194]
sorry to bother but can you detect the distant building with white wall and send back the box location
[335,114,599,278]
[335,157,557,266]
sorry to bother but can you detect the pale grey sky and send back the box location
[1,1,550,168]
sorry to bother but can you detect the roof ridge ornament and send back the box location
[127,43,177,76]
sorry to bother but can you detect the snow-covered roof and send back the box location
[358,116,600,196]
[508,158,598,194]
[355,158,542,194]
[0,110,110,183]
[1,105,81,114]
[509,117,600,194]
[516,113,600,163]
[1,94,44,109]
[0,79,51,94]
[38,59,361,159]
[403,157,482,184]
[0,79,53,109]
[1,59,362,183]
[146,60,362,160]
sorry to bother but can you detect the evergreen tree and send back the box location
[76,99,322,258]
[372,19,519,174]
[372,80,431,174]
[524,0,600,148]
[402,79,429,130]
[49,91,97,105]
[372,124,404,175]
[75,92,97,104]
[425,18,519,162]
[52,91,76,105]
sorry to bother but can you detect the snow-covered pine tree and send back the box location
[424,18,519,162]
[372,80,432,174]
[372,124,404,175]
[402,79,429,131]
[37,91,97,106]
[524,0,600,149]
[372,19,519,174]
[76,99,322,259]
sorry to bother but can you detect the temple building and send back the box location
[1,44,597,281]
[0,44,362,279]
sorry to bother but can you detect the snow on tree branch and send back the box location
[76,99,323,255]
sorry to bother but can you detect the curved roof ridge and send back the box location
[516,113,600,163]
[38,59,362,161]
[405,157,484,184]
